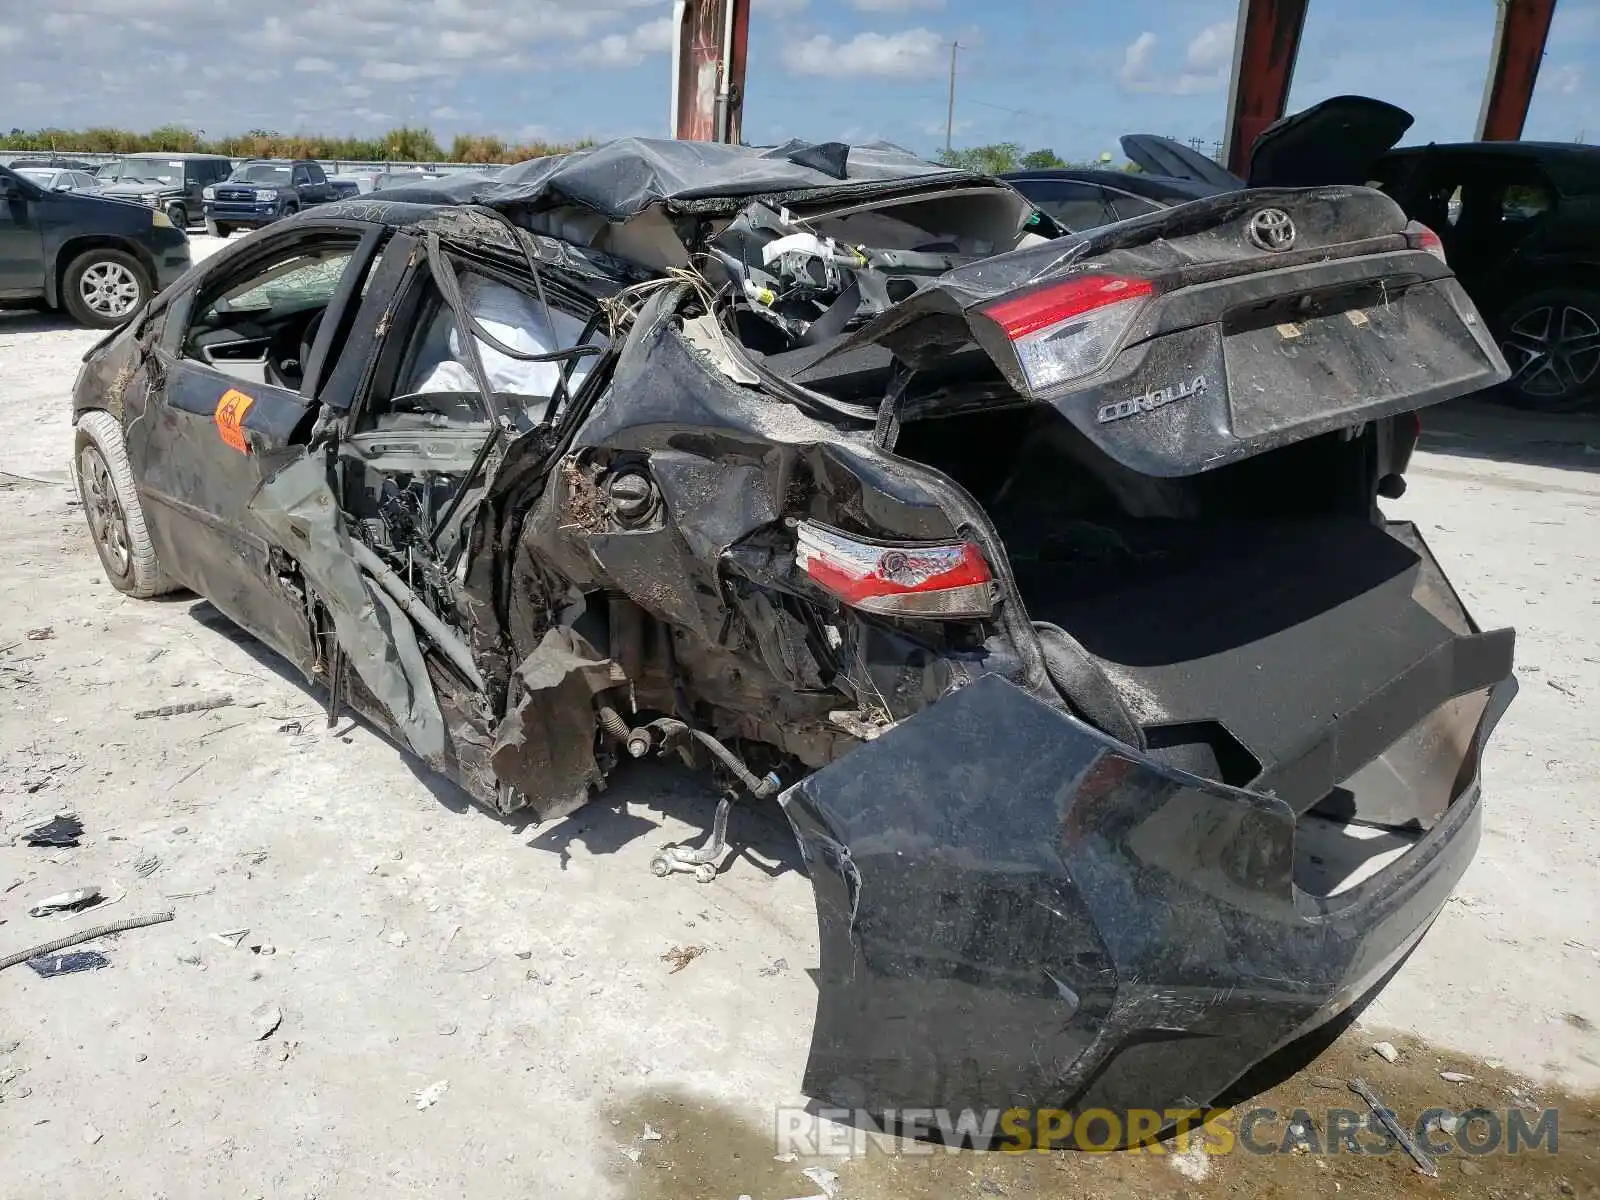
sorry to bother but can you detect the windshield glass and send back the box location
[16,169,57,186]
[230,164,293,184]
[107,160,183,186]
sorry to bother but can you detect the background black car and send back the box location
[94,152,234,233]
[202,159,337,237]
[1,162,190,327]
[1006,96,1600,412]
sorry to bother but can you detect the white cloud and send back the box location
[785,28,944,78]
[1549,64,1584,96]
[1118,20,1235,95]
[754,0,809,12]
[293,56,336,73]
[579,15,674,67]
[431,106,471,120]
[0,24,23,47]
[852,0,943,11]
[361,60,448,82]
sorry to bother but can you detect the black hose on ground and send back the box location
[1034,621,1147,751]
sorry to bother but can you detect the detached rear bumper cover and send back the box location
[782,669,1515,1117]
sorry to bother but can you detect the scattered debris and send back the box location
[1564,1012,1594,1032]
[4,880,22,894]
[25,627,54,641]
[83,1123,102,1145]
[1349,1078,1436,1177]
[1427,1113,1460,1136]
[1371,1040,1399,1063]
[250,943,276,957]
[388,931,409,948]
[758,957,789,977]
[239,850,269,867]
[277,721,303,734]
[640,1123,662,1142]
[250,1003,283,1041]
[619,1146,642,1164]
[26,951,110,977]
[143,648,167,664]
[211,929,250,949]
[0,910,174,972]
[1460,1160,1484,1177]
[802,1165,840,1198]
[1547,678,1576,697]
[28,887,103,917]
[164,886,215,900]
[660,944,705,973]
[132,854,160,878]
[1439,1070,1474,1083]
[134,695,234,720]
[1308,1074,1343,1090]
[413,1080,448,1110]
[1168,1141,1211,1181]
[437,1022,458,1037]
[773,1153,798,1164]
[176,951,202,966]
[23,814,83,848]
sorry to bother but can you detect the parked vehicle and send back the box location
[4,156,103,172]
[94,152,234,233]
[14,167,102,194]
[69,139,1515,1124]
[1,162,190,327]
[202,160,337,238]
[1011,95,1600,412]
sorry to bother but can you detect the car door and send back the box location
[126,221,383,663]
[0,167,46,298]
[302,162,335,204]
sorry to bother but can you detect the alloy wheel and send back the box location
[80,445,132,579]
[1500,303,1600,404]
[78,260,143,320]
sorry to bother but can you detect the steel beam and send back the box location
[670,0,750,142]
[1221,0,1311,177]
[1477,0,1559,141]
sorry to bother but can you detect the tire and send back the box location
[205,219,231,238]
[166,203,187,230]
[1494,286,1600,413]
[61,248,151,329]
[74,411,179,598]
[282,203,299,220]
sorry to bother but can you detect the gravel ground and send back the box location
[1,237,1597,1197]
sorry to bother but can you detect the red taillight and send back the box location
[985,274,1155,340]
[794,520,994,619]
[978,273,1155,394]
[1415,223,1447,263]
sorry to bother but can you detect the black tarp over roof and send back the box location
[383,137,976,220]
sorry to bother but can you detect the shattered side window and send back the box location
[222,251,354,313]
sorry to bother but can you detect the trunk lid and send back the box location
[1248,94,1415,188]
[834,184,1507,477]
[1119,133,1244,191]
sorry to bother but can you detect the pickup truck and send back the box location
[201,160,336,237]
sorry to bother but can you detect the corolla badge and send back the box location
[1247,208,1297,252]
[1096,375,1207,424]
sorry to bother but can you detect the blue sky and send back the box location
[3,0,1596,160]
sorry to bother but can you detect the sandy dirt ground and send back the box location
[2,236,1598,1197]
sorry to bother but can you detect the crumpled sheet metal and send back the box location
[489,627,626,820]
[399,137,975,221]
[250,455,447,763]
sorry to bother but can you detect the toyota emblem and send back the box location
[1247,208,1297,252]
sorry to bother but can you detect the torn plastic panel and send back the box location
[782,670,1515,1121]
[250,453,448,763]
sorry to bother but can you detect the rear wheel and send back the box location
[205,219,232,238]
[61,249,150,329]
[1495,287,1600,413]
[74,411,179,598]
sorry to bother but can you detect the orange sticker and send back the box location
[214,389,255,454]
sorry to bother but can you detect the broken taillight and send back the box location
[794,520,994,619]
[1414,223,1447,263]
[978,273,1155,393]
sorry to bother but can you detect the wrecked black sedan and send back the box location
[71,137,1517,1123]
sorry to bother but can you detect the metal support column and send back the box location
[670,0,750,142]
[1477,0,1559,141]
[1221,0,1311,177]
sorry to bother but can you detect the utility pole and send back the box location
[945,40,959,155]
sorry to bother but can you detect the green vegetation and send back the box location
[937,143,1142,173]
[0,125,593,165]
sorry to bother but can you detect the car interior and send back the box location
[180,240,362,389]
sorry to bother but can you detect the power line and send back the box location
[945,40,959,155]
